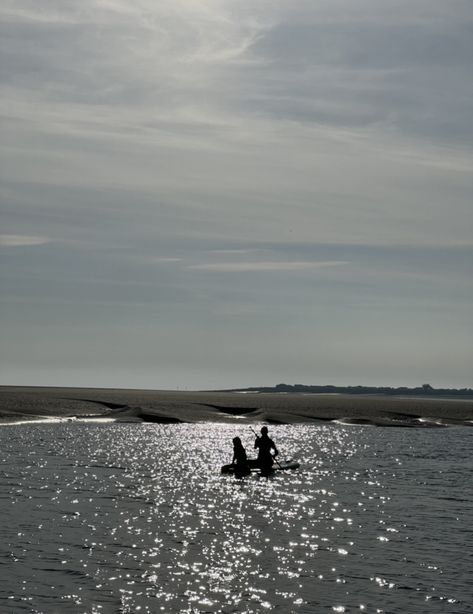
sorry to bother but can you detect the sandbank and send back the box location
[1,386,472,427]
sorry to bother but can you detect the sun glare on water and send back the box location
[0,423,470,613]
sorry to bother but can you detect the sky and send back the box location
[1,0,472,390]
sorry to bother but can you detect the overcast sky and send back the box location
[1,0,472,390]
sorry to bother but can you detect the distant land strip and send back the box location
[221,383,473,399]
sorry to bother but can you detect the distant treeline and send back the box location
[228,383,473,398]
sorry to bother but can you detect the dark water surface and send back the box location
[1,423,471,613]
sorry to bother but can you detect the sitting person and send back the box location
[232,437,251,477]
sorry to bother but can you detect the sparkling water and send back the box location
[1,423,472,613]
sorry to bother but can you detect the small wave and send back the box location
[0,416,118,426]
[334,417,449,428]
[418,417,448,427]
[333,418,377,426]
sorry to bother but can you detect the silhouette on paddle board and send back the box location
[231,436,251,478]
[254,426,279,476]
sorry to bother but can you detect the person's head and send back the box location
[261,426,268,436]
[233,436,242,447]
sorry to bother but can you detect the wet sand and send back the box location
[1,386,472,427]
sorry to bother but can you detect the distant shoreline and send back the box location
[219,383,473,400]
[1,385,472,428]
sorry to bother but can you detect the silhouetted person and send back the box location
[232,437,251,478]
[254,426,278,475]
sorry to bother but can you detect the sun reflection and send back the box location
[0,422,470,612]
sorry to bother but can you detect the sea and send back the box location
[0,422,471,613]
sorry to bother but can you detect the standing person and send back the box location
[254,426,279,475]
[232,437,251,478]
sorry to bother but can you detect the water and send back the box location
[1,423,472,613]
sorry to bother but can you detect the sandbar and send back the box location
[1,386,472,427]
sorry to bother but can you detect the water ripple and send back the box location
[0,424,472,613]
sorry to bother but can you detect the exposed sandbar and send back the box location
[1,386,472,427]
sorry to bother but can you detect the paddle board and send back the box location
[221,459,300,475]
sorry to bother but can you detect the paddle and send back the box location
[250,426,283,470]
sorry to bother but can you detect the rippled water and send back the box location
[1,423,472,613]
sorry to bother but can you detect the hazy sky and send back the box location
[1,0,472,390]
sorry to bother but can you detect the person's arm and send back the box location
[271,439,279,456]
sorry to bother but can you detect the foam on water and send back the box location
[0,423,472,613]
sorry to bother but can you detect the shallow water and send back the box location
[0,423,472,613]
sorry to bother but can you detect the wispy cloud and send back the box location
[187,261,349,272]
[0,234,51,247]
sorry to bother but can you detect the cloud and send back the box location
[0,234,51,247]
[187,261,349,272]
[0,1,472,388]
